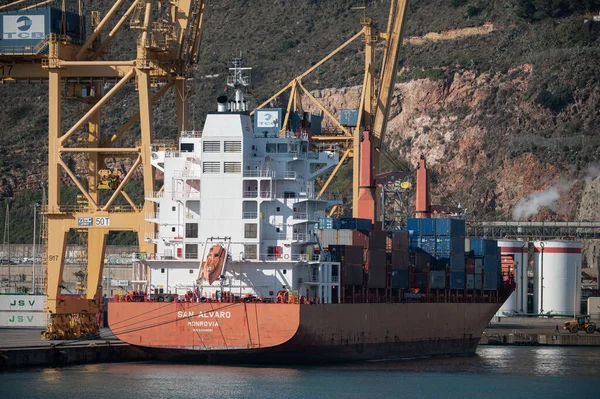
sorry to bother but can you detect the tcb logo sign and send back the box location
[17,16,33,31]
[2,15,45,39]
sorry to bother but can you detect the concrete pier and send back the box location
[0,328,152,370]
[480,317,600,346]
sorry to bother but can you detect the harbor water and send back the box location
[1,346,599,398]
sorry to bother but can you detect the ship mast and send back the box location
[225,57,251,112]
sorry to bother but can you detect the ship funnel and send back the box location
[217,96,228,112]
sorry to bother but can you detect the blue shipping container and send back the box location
[470,239,499,256]
[450,272,465,290]
[484,255,500,274]
[484,272,499,290]
[340,218,372,231]
[450,253,465,271]
[430,270,446,289]
[407,219,420,235]
[319,218,341,230]
[474,258,483,274]
[466,274,475,290]
[419,219,436,236]
[435,236,465,254]
[435,218,466,237]
[340,109,359,127]
[391,269,409,289]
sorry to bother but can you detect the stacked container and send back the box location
[367,230,387,288]
[389,231,409,289]
[470,239,501,291]
[407,218,466,290]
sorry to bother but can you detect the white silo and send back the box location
[533,241,582,316]
[496,240,528,316]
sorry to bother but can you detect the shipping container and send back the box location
[466,274,475,290]
[450,272,465,290]
[414,251,431,271]
[390,231,409,250]
[474,274,482,290]
[391,250,409,269]
[484,272,499,290]
[343,264,364,286]
[340,109,359,127]
[407,218,420,235]
[470,239,499,256]
[391,269,409,289]
[367,249,386,269]
[450,253,465,271]
[430,270,446,289]
[0,311,48,328]
[328,245,363,265]
[367,268,386,288]
[368,230,387,249]
[319,217,341,230]
[419,219,436,236]
[435,236,465,254]
[339,217,372,231]
[465,258,475,274]
[435,218,466,237]
[474,258,483,274]
[0,295,46,311]
[412,273,429,289]
[484,254,500,274]
[465,238,471,252]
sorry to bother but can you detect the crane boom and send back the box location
[372,0,408,143]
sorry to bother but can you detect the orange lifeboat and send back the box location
[202,244,227,284]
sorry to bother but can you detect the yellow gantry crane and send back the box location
[0,0,205,339]
[253,0,409,218]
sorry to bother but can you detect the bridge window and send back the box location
[244,244,257,260]
[244,223,258,239]
[185,223,198,238]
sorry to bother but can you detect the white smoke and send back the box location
[512,180,574,221]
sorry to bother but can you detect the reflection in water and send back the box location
[2,347,599,399]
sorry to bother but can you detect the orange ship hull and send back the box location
[109,302,502,364]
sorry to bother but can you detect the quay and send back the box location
[480,317,600,346]
[0,328,151,371]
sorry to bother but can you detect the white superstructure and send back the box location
[135,60,342,303]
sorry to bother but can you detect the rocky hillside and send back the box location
[1,0,600,264]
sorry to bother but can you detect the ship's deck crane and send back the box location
[253,1,409,224]
[0,0,205,339]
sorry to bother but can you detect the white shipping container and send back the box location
[0,311,48,327]
[0,295,47,311]
[466,274,475,290]
[318,230,353,247]
[474,258,483,274]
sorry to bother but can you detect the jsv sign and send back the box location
[3,15,45,40]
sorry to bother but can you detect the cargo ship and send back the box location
[108,60,513,364]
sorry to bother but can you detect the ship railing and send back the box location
[180,130,202,138]
[145,212,160,220]
[243,191,258,198]
[173,191,201,199]
[243,170,274,178]
[260,191,272,199]
[174,170,202,178]
[259,254,308,262]
[281,171,297,179]
[150,139,178,150]
[331,276,339,283]
[145,191,165,199]
[292,233,308,241]
[185,212,201,220]
[277,232,287,240]
[165,151,187,158]
[243,212,258,219]
[144,232,160,241]
[293,213,319,221]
